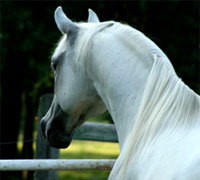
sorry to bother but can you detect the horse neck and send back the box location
[87,32,154,149]
[80,24,200,180]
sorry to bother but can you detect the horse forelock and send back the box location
[51,34,67,67]
[51,21,115,67]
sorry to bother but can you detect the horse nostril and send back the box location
[40,119,47,139]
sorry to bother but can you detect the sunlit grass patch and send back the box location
[60,140,119,159]
[59,140,119,179]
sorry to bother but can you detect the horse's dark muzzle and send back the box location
[40,118,73,149]
[47,127,73,148]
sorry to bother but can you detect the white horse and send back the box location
[41,6,200,180]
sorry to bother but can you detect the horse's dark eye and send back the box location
[52,60,58,71]
[53,62,57,70]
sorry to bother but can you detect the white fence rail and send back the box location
[0,159,115,171]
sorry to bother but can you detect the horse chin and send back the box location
[47,128,73,149]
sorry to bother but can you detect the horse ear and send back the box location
[88,9,100,23]
[54,6,78,34]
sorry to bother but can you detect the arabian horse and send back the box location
[41,7,200,180]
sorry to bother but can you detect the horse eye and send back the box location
[53,62,57,70]
[52,60,58,71]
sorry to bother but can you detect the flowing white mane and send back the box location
[111,53,200,176]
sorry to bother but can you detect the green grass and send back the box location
[59,140,119,180]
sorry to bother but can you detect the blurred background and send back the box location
[0,0,199,180]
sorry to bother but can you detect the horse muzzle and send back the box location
[40,118,73,149]
[46,127,73,148]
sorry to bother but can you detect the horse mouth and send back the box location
[47,128,73,149]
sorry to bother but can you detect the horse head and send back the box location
[41,7,106,148]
